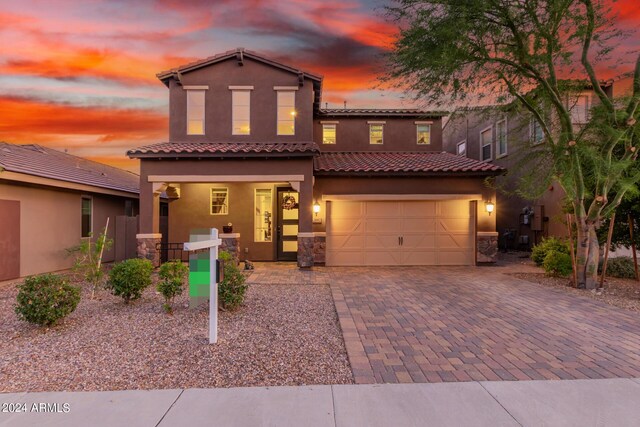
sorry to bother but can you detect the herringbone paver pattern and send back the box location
[329,267,640,384]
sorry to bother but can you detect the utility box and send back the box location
[532,205,544,231]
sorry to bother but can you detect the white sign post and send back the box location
[184,228,222,344]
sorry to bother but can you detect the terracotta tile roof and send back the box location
[157,48,323,83]
[127,141,320,158]
[318,109,448,117]
[0,142,139,194]
[314,152,504,175]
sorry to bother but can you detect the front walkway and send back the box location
[2,379,640,426]
[249,263,640,385]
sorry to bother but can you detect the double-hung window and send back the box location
[457,140,467,156]
[322,123,337,144]
[416,124,431,145]
[232,90,251,135]
[570,94,590,124]
[480,127,493,161]
[210,188,229,215]
[277,90,296,135]
[496,119,507,157]
[530,119,544,145]
[369,123,384,144]
[81,197,92,238]
[187,90,205,135]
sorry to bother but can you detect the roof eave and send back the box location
[313,169,505,177]
[128,151,319,160]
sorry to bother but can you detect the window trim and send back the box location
[81,196,93,238]
[276,90,296,136]
[416,123,431,145]
[231,89,251,136]
[369,123,384,145]
[530,118,544,146]
[495,118,508,158]
[322,123,337,144]
[480,125,493,162]
[210,187,229,216]
[569,93,590,124]
[456,140,467,156]
[254,188,273,243]
[186,89,205,136]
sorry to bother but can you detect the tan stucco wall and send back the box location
[168,182,280,261]
[0,180,135,277]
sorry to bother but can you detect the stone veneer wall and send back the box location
[297,235,315,268]
[477,232,498,263]
[220,233,240,265]
[313,234,326,265]
[136,234,162,267]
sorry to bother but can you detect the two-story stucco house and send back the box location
[128,48,503,268]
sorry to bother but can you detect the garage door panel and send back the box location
[326,200,475,266]
[364,250,403,266]
[402,201,436,216]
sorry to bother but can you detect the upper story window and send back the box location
[210,188,229,215]
[480,127,492,161]
[416,123,431,145]
[496,119,507,157]
[369,123,384,144]
[81,197,92,238]
[232,90,251,135]
[322,123,337,144]
[457,140,467,156]
[277,90,296,135]
[569,94,590,124]
[530,119,544,145]
[187,90,205,135]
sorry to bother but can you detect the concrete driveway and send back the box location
[326,266,640,384]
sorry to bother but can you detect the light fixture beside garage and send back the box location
[485,200,495,216]
[313,202,321,216]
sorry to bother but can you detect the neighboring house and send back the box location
[443,74,634,250]
[0,143,140,280]
[128,48,503,268]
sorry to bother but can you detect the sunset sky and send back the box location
[0,0,638,172]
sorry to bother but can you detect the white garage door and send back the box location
[326,200,475,266]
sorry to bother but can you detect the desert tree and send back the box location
[384,0,640,289]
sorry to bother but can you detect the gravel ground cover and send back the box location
[0,277,353,392]
[510,272,640,313]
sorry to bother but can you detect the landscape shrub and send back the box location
[543,251,573,277]
[157,260,189,313]
[600,256,637,279]
[531,237,570,266]
[15,274,81,326]
[66,229,113,299]
[107,258,153,303]
[218,251,248,310]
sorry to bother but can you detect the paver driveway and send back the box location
[328,266,640,384]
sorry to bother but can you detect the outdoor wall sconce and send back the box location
[313,202,321,216]
[485,200,495,216]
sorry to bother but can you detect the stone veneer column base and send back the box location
[313,233,326,265]
[220,233,240,265]
[297,233,315,268]
[136,233,162,267]
[477,232,499,263]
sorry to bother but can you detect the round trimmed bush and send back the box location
[107,258,153,303]
[15,274,81,326]
[543,250,573,277]
[218,251,248,311]
[532,237,570,266]
[157,260,188,313]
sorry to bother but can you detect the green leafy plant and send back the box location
[531,237,570,266]
[543,251,573,278]
[107,258,153,304]
[15,274,81,326]
[157,260,188,314]
[600,257,637,279]
[218,250,248,311]
[66,227,113,299]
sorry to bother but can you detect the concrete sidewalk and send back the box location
[1,378,640,426]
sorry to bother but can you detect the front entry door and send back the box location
[277,189,299,261]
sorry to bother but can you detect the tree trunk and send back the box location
[575,221,600,289]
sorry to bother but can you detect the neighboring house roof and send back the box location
[314,152,504,175]
[127,141,320,158]
[0,142,140,194]
[318,109,448,118]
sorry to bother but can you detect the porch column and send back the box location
[297,177,314,268]
[136,179,162,267]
